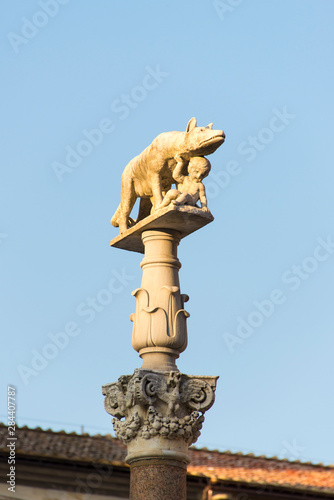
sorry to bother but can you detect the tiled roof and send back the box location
[188,448,334,494]
[1,424,333,495]
[0,423,127,466]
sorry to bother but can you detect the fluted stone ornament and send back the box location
[102,369,218,464]
[130,229,189,370]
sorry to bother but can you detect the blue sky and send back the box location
[1,0,334,465]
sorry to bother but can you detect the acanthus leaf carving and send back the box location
[130,286,189,351]
[102,370,218,446]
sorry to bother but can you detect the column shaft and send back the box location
[130,229,189,371]
[130,459,186,500]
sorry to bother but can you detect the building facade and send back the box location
[1,424,333,499]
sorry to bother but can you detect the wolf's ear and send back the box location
[206,123,213,129]
[186,117,197,133]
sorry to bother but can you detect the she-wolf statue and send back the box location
[111,117,225,234]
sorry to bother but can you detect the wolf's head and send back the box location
[184,117,225,156]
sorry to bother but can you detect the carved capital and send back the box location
[102,370,218,448]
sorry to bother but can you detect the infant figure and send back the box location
[158,156,211,212]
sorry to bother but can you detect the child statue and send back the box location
[157,156,211,212]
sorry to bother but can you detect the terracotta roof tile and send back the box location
[187,448,334,493]
[0,423,127,465]
[0,424,333,494]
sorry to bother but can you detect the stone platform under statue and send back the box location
[110,205,213,253]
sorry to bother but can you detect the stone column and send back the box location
[129,459,187,500]
[131,228,189,371]
[102,369,217,500]
[103,206,218,499]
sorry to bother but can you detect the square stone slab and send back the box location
[110,206,214,254]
